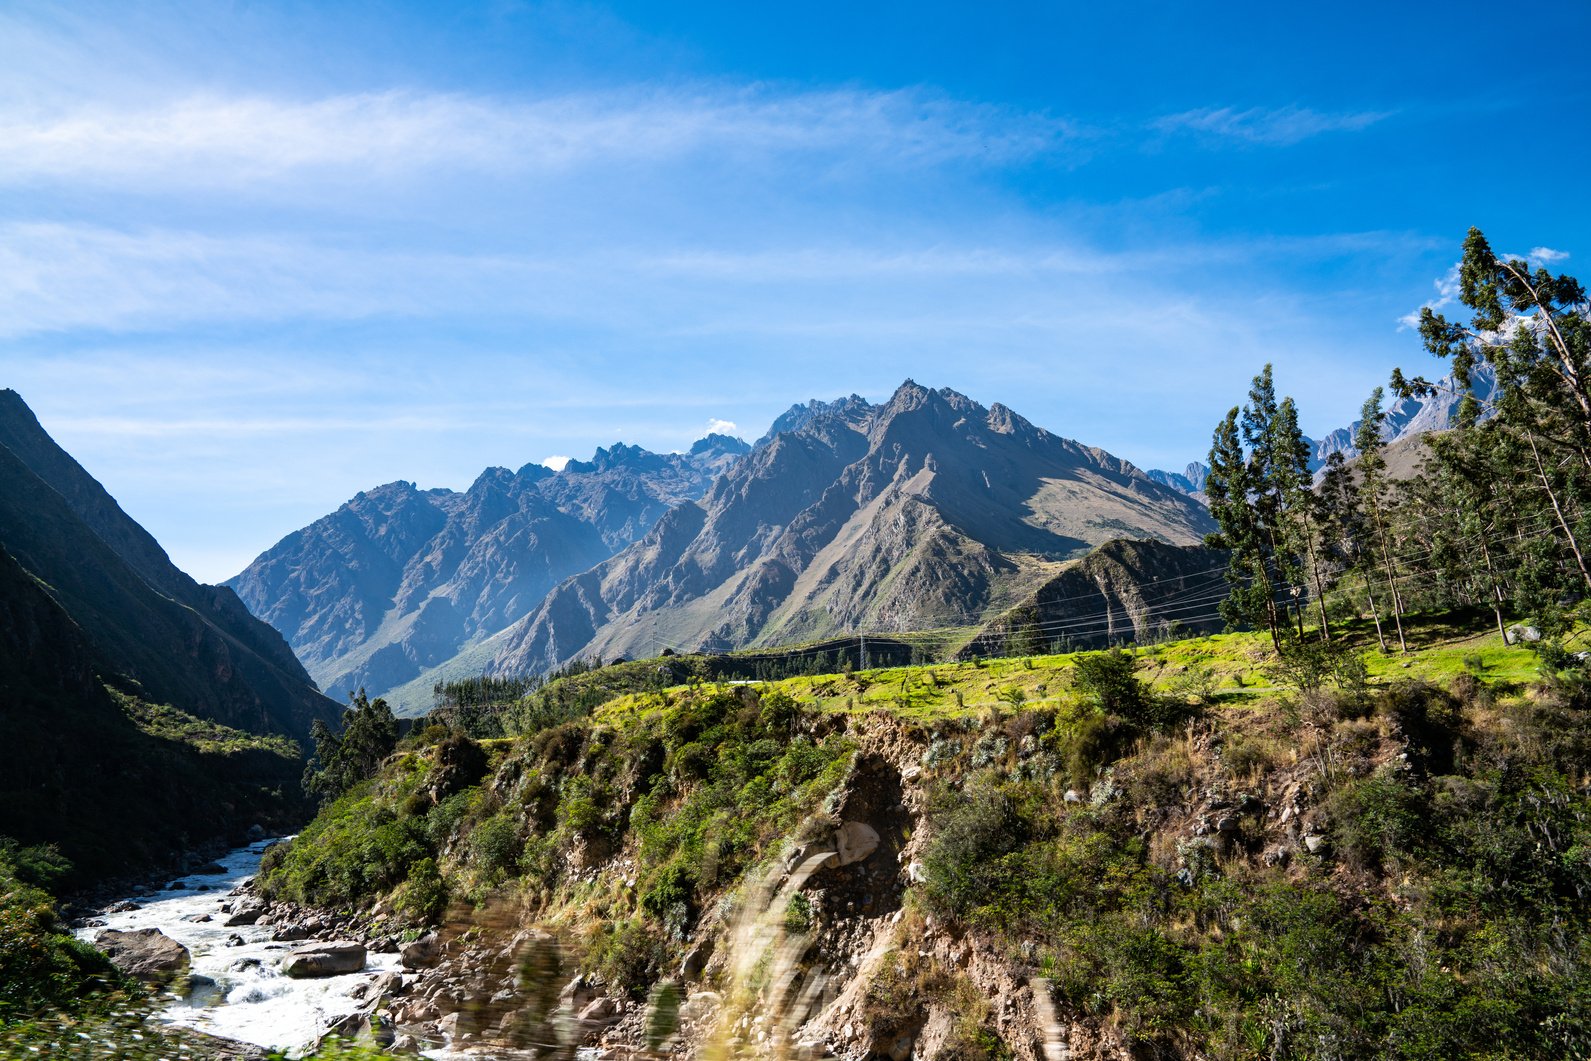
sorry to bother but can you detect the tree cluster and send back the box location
[1207,228,1590,652]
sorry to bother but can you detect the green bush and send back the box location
[0,852,122,1018]
[919,776,1028,920]
[586,918,666,998]
[469,811,522,882]
[1329,768,1426,871]
[392,857,448,923]
[639,860,697,926]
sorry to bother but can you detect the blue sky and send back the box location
[3,0,1587,582]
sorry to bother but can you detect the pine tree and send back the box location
[1354,389,1408,651]
[1412,227,1591,591]
[1206,365,1319,651]
[1206,406,1283,649]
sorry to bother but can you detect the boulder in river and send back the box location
[224,899,267,926]
[96,928,191,984]
[400,932,441,970]
[283,940,367,978]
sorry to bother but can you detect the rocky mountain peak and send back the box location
[761,393,875,443]
[689,433,751,458]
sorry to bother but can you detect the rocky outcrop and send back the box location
[96,928,190,984]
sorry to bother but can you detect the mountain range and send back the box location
[226,434,749,703]
[229,381,1215,711]
[482,381,1216,679]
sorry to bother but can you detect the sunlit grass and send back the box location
[595,614,1565,727]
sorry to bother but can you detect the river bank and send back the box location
[73,838,406,1057]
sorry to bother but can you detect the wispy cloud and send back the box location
[0,86,1075,190]
[1528,246,1570,263]
[1152,105,1391,146]
[1398,263,1461,329]
[705,418,738,435]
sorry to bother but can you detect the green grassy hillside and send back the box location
[247,611,1591,1059]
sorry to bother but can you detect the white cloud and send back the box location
[541,455,571,471]
[1152,105,1390,146]
[1528,246,1570,263]
[705,418,738,435]
[0,86,1074,191]
[1398,263,1461,330]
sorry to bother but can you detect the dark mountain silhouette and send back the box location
[0,390,337,745]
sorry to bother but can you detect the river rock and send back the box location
[835,821,880,866]
[283,940,367,978]
[400,932,442,970]
[106,900,141,913]
[96,928,191,984]
[272,923,311,942]
[224,900,267,926]
[678,941,712,981]
[579,996,623,1023]
[195,862,229,875]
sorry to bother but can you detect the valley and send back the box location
[4,227,1589,1061]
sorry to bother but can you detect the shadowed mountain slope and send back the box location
[484,381,1216,678]
[967,538,1230,656]
[0,390,337,744]
[0,541,308,883]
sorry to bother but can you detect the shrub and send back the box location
[587,919,667,998]
[639,860,697,927]
[1267,638,1369,694]
[1329,768,1426,871]
[393,857,448,922]
[920,776,1028,920]
[784,891,814,934]
[469,811,522,882]
[1073,648,1144,716]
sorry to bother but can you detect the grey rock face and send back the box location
[282,940,367,978]
[96,928,191,984]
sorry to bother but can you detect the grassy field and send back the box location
[595,611,1569,726]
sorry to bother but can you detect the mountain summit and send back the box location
[226,434,750,702]
[480,381,1214,679]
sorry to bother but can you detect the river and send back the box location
[76,837,402,1057]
